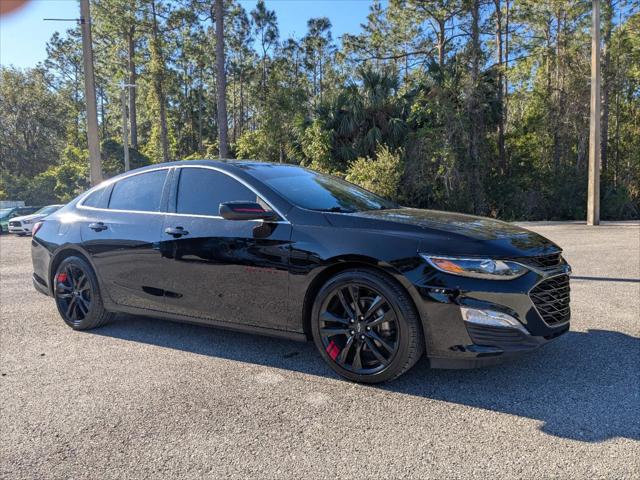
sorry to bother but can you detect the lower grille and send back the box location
[530,274,571,326]
[466,324,537,348]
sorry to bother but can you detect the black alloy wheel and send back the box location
[56,263,92,322]
[54,256,113,330]
[312,269,424,383]
[319,283,399,374]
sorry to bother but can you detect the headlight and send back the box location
[22,219,32,224]
[420,254,528,280]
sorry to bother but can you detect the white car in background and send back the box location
[8,204,64,236]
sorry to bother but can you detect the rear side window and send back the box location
[176,168,257,216]
[108,169,168,212]
[82,186,111,208]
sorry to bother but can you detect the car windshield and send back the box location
[247,164,398,213]
[34,205,61,215]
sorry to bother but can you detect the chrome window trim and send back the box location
[77,204,166,216]
[76,164,291,224]
[77,166,172,212]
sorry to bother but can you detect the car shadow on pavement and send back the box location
[94,315,639,443]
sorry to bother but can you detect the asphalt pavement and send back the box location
[1,222,639,479]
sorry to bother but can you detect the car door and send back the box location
[79,168,172,312]
[159,166,292,330]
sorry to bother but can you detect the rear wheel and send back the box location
[53,256,113,330]
[311,269,424,383]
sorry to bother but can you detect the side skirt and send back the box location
[106,302,308,342]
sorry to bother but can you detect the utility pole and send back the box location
[80,0,102,186]
[587,0,601,225]
[120,82,136,171]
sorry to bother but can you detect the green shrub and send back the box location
[301,120,334,173]
[345,145,403,200]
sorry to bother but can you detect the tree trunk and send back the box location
[127,28,138,149]
[437,19,445,70]
[198,65,204,152]
[215,0,229,158]
[494,0,506,173]
[504,0,509,173]
[74,64,80,146]
[468,0,485,214]
[239,65,245,135]
[319,51,323,103]
[545,22,552,96]
[232,69,237,142]
[100,86,106,138]
[552,9,564,169]
[150,0,169,163]
[601,0,613,172]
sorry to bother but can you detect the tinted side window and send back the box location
[176,168,257,216]
[82,185,111,208]
[108,170,167,212]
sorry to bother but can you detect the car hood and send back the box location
[325,208,560,257]
[11,213,47,222]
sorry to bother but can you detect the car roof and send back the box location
[107,159,306,183]
[135,159,297,172]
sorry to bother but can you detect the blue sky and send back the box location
[0,0,381,69]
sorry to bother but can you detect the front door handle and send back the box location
[88,222,108,232]
[165,226,189,238]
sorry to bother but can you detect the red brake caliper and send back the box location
[326,340,340,360]
[56,272,68,283]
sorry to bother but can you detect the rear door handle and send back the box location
[165,226,189,237]
[88,222,108,232]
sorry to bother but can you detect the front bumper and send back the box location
[8,223,31,234]
[428,320,569,368]
[408,260,571,368]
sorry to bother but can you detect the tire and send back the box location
[311,269,424,383]
[53,256,113,330]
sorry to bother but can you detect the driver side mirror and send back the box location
[219,202,278,221]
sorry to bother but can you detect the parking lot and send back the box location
[1,222,639,479]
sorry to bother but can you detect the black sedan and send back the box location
[31,161,571,383]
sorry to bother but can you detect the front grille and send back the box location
[530,274,571,326]
[514,252,563,269]
[9,221,21,227]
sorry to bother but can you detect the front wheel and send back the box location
[311,269,424,383]
[53,256,113,330]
